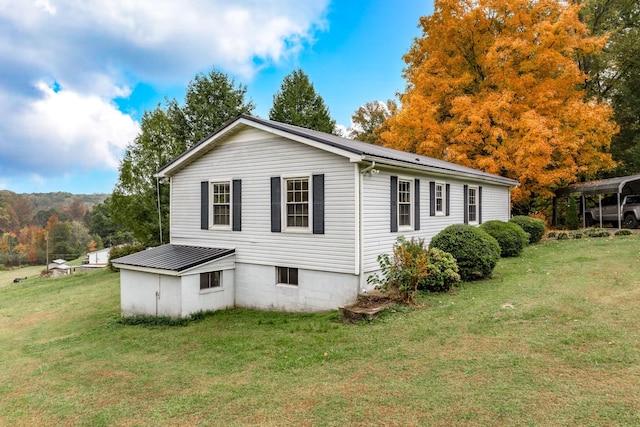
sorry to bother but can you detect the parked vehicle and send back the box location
[584,194,640,228]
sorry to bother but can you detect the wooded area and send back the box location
[0,191,131,267]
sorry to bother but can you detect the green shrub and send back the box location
[546,231,557,238]
[108,244,146,271]
[566,197,580,230]
[429,224,501,282]
[368,237,461,302]
[480,220,528,257]
[421,247,461,293]
[586,228,611,238]
[509,216,546,244]
[557,232,569,240]
[614,229,633,236]
[569,231,584,239]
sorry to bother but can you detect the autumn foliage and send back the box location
[382,0,618,210]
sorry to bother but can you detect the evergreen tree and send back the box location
[269,69,336,134]
[112,69,254,246]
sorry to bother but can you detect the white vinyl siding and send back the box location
[362,171,509,274]
[169,127,356,275]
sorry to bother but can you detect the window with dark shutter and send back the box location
[201,181,209,230]
[390,176,398,232]
[271,177,281,232]
[414,179,420,230]
[232,179,242,231]
[312,174,324,234]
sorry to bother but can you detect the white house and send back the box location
[113,115,518,317]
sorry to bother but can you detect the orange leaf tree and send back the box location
[382,0,618,212]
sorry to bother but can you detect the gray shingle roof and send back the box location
[111,244,234,272]
[158,114,518,187]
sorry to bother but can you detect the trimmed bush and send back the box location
[509,216,546,244]
[615,229,633,236]
[557,232,569,240]
[108,244,145,271]
[586,228,611,238]
[368,237,461,302]
[429,224,501,282]
[480,220,528,257]
[546,231,557,239]
[421,247,461,293]
[569,231,584,239]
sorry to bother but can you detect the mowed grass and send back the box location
[1,237,640,426]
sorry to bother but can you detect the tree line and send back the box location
[5,0,635,261]
[112,0,639,246]
[0,191,133,268]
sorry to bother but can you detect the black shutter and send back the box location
[390,176,398,232]
[312,174,325,234]
[414,179,420,230]
[232,179,242,231]
[429,181,436,216]
[445,184,451,216]
[478,186,483,224]
[271,177,281,232]
[463,184,469,224]
[201,181,209,230]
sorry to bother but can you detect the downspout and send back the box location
[360,161,376,176]
[356,161,376,295]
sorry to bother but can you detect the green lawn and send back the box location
[1,237,639,426]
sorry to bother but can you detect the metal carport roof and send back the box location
[555,174,640,197]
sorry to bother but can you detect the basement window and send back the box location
[276,266,298,286]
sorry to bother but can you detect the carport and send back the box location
[554,174,640,228]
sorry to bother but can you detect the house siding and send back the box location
[361,168,512,279]
[169,127,357,275]
[234,262,359,312]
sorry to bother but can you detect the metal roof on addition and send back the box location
[111,244,234,272]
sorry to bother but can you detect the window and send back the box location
[212,182,230,226]
[468,186,478,223]
[285,177,309,228]
[398,179,412,227]
[276,266,298,285]
[435,183,445,215]
[200,271,222,289]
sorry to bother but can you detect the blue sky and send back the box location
[0,0,433,194]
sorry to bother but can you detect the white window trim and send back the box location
[210,179,232,230]
[435,182,446,216]
[282,175,312,233]
[468,185,479,225]
[199,270,223,294]
[398,177,414,231]
[275,266,299,286]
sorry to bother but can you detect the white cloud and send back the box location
[2,82,139,174]
[0,0,329,187]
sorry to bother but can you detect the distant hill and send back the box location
[19,192,109,212]
[0,190,109,233]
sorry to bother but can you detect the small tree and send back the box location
[566,197,580,230]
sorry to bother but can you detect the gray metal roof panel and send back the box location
[111,244,235,272]
[158,114,518,186]
[555,174,640,196]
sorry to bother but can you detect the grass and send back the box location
[1,236,640,426]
